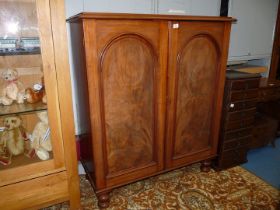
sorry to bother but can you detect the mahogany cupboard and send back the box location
[68,13,234,208]
[0,1,80,209]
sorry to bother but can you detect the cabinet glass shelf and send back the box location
[0,102,47,117]
[0,47,41,56]
[0,152,53,171]
[0,37,41,56]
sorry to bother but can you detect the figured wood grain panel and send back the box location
[101,34,155,174]
[174,35,219,157]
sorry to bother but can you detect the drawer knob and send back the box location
[230,103,235,108]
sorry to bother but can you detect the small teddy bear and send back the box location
[25,87,45,104]
[0,116,34,165]
[25,77,47,104]
[31,111,52,160]
[0,130,11,165]
[1,69,25,105]
[0,116,26,160]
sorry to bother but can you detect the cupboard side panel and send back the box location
[83,20,107,189]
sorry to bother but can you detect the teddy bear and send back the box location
[1,68,25,105]
[31,111,52,160]
[25,77,47,104]
[0,116,27,165]
[25,87,45,104]
[0,116,34,165]
[0,130,11,165]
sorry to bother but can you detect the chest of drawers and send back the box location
[258,81,280,102]
[252,78,280,148]
[214,70,261,169]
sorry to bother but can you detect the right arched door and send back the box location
[165,21,230,169]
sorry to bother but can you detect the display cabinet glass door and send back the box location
[0,0,65,185]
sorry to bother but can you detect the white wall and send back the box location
[157,0,220,16]
[83,0,155,14]
[228,0,279,61]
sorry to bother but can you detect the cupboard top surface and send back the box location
[67,12,236,22]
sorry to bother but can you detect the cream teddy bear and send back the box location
[1,116,26,159]
[1,69,25,105]
[31,111,52,160]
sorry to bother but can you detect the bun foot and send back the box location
[200,159,212,172]
[97,192,110,209]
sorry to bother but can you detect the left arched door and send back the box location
[82,19,168,189]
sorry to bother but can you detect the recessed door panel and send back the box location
[101,35,155,174]
[174,35,219,156]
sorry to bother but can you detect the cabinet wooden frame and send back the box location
[68,13,233,208]
[0,0,80,209]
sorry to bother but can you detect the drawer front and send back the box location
[227,99,258,112]
[223,136,251,150]
[219,147,248,168]
[231,79,260,91]
[230,89,259,102]
[225,117,254,131]
[226,108,256,121]
[224,127,253,141]
[259,87,280,102]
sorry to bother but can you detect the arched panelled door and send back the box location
[165,21,226,169]
[82,19,168,189]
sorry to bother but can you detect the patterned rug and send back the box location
[44,164,280,210]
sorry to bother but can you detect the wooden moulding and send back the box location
[67,12,236,22]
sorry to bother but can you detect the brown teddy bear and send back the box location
[0,116,26,165]
[25,87,45,104]
[0,116,34,166]
[31,111,52,160]
[25,77,47,104]
[1,69,25,105]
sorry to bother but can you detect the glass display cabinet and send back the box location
[0,0,80,209]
